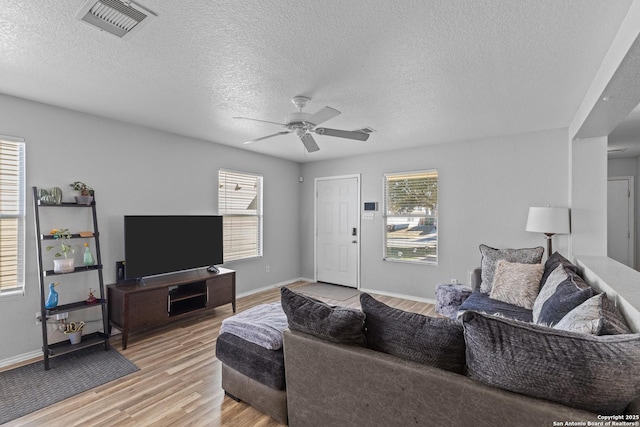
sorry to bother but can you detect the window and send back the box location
[383,169,438,264]
[218,169,263,262]
[0,137,26,297]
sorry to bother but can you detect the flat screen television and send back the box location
[124,215,223,279]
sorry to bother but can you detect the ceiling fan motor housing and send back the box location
[236,95,370,152]
[285,112,312,126]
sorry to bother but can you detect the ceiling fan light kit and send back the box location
[234,96,374,153]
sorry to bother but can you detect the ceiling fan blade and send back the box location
[314,127,370,141]
[244,130,292,144]
[300,133,320,152]
[233,116,288,126]
[305,106,341,126]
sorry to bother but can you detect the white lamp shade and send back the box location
[526,207,570,234]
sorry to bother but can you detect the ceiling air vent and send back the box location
[75,0,156,39]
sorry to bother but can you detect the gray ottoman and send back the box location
[435,283,472,319]
[216,303,288,424]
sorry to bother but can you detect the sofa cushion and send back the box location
[489,260,543,309]
[462,310,640,414]
[479,244,544,293]
[555,293,632,335]
[458,291,533,322]
[535,267,593,326]
[216,332,286,390]
[360,293,465,373]
[541,251,581,288]
[280,287,366,346]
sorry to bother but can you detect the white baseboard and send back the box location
[1,279,432,370]
[250,277,436,305]
[0,350,42,369]
[359,287,437,305]
[235,277,313,299]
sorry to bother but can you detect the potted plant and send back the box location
[46,228,75,273]
[69,181,93,205]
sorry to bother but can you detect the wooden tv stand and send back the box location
[107,268,235,349]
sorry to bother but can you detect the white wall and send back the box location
[571,137,608,257]
[608,158,637,177]
[300,128,570,300]
[609,157,640,268]
[0,93,301,362]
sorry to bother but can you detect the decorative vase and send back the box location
[50,187,62,204]
[74,195,93,205]
[86,289,97,304]
[83,244,95,266]
[53,258,75,273]
[45,283,58,309]
[67,331,82,344]
[38,187,62,205]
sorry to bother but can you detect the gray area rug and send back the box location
[0,345,139,424]
[296,282,360,301]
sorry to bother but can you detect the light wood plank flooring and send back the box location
[4,282,438,427]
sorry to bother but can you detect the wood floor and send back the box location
[4,282,438,427]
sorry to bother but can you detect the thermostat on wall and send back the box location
[364,202,378,211]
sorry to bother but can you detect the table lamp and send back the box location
[525,206,570,256]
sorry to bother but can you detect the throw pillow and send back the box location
[599,292,633,335]
[479,244,544,293]
[536,272,593,326]
[555,293,632,335]
[462,310,640,414]
[280,287,366,345]
[540,251,581,288]
[360,293,465,373]
[532,264,568,323]
[489,260,543,309]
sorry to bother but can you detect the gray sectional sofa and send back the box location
[283,329,605,426]
[281,250,640,426]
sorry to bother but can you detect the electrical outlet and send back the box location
[55,312,68,320]
[265,266,270,273]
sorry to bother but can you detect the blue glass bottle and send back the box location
[45,283,58,309]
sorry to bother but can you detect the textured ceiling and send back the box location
[0,0,636,162]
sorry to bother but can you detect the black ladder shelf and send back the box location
[32,187,110,370]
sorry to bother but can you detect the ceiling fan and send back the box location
[233,96,374,153]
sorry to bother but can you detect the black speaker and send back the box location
[116,261,125,282]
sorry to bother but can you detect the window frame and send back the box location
[383,169,438,265]
[218,169,263,262]
[0,136,26,298]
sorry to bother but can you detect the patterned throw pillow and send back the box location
[280,287,366,345]
[535,270,593,326]
[479,244,544,293]
[489,260,543,309]
[555,293,632,335]
[540,251,581,288]
[532,264,568,323]
[462,310,640,414]
[360,293,466,373]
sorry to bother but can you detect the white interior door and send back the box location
[608,177,635,268]
[315,176,360,288]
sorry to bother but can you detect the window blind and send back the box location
[0,139,26,296]
[383,169,438,264]
[218,169,263,262]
